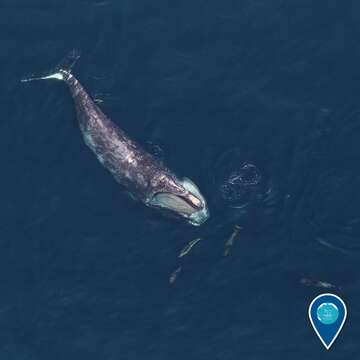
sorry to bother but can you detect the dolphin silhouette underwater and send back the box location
[23,55,209,226]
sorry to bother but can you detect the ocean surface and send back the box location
[2,0,360,358]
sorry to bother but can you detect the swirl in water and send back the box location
[208,147,280,227]
[220,163,262,206]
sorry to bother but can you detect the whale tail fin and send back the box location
[21,49,80,83]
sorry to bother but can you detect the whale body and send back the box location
[24,68,209,226]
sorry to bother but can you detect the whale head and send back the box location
[148,177,209,226]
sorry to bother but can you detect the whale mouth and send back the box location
[150,192,209,226]
[149,178,209,226]
[151,193,200,215]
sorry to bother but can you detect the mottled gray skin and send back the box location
[61,70,203,217]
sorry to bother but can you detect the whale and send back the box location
[22,61,209,226]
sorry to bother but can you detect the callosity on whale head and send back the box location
[148,177,209,226]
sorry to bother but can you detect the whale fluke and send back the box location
[21,49,80,83]
[21,72,64,82]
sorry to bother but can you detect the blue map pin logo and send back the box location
[308,293,347,350]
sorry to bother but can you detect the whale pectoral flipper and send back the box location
[124,191,139,202]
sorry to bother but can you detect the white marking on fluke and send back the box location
[21,72,64,83]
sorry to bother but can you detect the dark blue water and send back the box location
[2,0,360,358]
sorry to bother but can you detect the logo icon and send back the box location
[308,293,347,350]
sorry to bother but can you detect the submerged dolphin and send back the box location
[22,63,209,226]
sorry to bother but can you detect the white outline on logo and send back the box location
[308,293,347,350]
